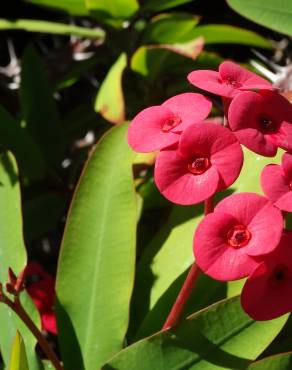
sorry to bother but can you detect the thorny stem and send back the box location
[162,196,214,330]
[3,296,63,370]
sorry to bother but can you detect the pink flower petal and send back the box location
[276,121,292,152]
[154,149,220,205]
[228,90,292,156]
[245,203,283,256]
[162,93,212,132]
[128,106,180,152]
[179,122,243,189]
[194,212,259,280]
[187,70,237,98]
[261,164,291,206]
[215,192,283,256]
[241,233,292,320]
[282,152,292,178]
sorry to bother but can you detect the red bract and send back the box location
[228,90,292,156]
[154,122,243,205]
[127,93,212,152]
[241,232,292,320]
[187,61,271,98]
[25,262,57,334]
[193,193,283,281]
[261,153,292,211]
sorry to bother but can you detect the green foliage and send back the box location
[25,0,88,15]
[56,124,137,370]
[185,24,272,48]
[95,53,127,124]
[227,0,292,36]
[103,297,287,370]
[0,19,105,39]
[8,332,29,370]
[249,352,292,369]
[0,153,41,370]
[85,0,139,27]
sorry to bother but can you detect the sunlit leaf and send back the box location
[0,152,41,370]
[25,0,88,16]
[188,24,272,48]
[95,53,127,124]
[104,297,287,370]
[0,19,105,39]
[8,331,29,370]
[56,124,137,370]
[227,0,292,36]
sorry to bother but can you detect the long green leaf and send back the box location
[56,124,137,370]
[227,0,292,36]
[103,297,287,370]
[142,0,195,12]
[0,152,41,370]
[85,0,138,27]
[186,24,272,48]
[131,204,204,339]
[0,19,105,39]
[142,13,200,44]
[95,53,127,124]
[8,331,29,370]
[25,0,88,16]
[249,352,292,369]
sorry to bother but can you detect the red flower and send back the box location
[241,232,292,320]
[261,152,292,211]
[193,193,283,281]
[25,262,57,334]
[154,122,243,205]
[127,93,211,152]
[187,61,271,98]
[228,90,292,156]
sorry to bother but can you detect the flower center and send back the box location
[188,157,210,175]
[258,116,276,133]
[221,76,242,88]
[227,225,251,248]
[269,264,290,287]
[161,116,182,132]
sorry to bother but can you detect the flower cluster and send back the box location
[128,61,292,321]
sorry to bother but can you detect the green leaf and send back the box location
[85,0,138,27]
[0,19,105,39]
[20,46,63,166]
[0,152,41,370]
[103,297,287,370]
[142,13,200,44]
[131,45,202,83]
[130,204,204,339]
[142,0,195,12]
[95,53,127,124]
[25,0,88,16]
[0,105,46,181]
[231,147,284,194]
[249,352,292,369]
[227,0,292,36]
[56,124,137,370]
[8,331,29,370]
[186,24,272,48]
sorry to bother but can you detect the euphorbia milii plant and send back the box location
[128,59,292,330]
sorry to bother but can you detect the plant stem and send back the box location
[162,197,214,330]
[4,297,63,370]
[162,263,200,330]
